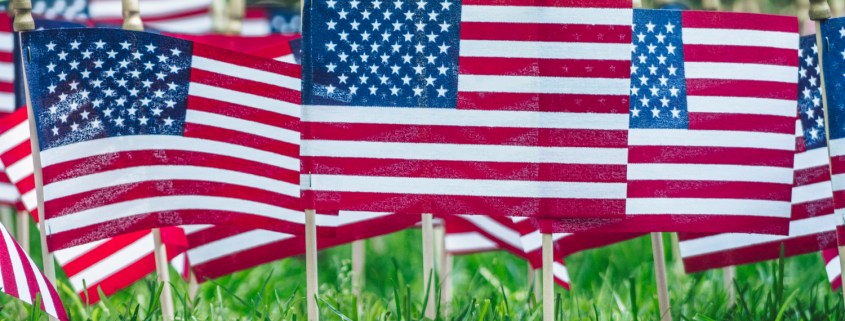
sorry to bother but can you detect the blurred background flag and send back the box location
[536,9,799,234]
[301,0,633,218]
[677,34,836,273]
[19,28,323,251]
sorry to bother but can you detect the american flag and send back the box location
[821,16,845,253]
[823,248,842,291]
[678,34,836,273]
[174,212,418,281]
[441,215,570,288]
[250,40,299,64]
[301,0,632,218]
[53,227,187,304]
[535,10,799,234]
[0,223,68,321]
[19,28,332,251]
[0,14,15,118]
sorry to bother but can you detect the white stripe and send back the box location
[0,92,15,113]
[628,163,793,184]
[180,224,214,235]
[44,165,300,200]
[0,225,30,303]
[683,28,798,50]
[191,56,300,91]
[457,75,629,95]
[794,147,829,171]
[304,105,630,130]
[796,118,803,136]
[0,184,19,203]
[625,198,791,216]
[21,190,35,212]
[792,180,833,204]
[685,62,797,83]
[40,135,298,172]
[520,230,571,253]
[275,55,296,64]
[629,129,794,151]
[0,33,12,52]
[53,239,109,264]
[552,261,570,284]
[456,215,523,249]
[45,195,335,234]
[0,62,12,83]
[459,40,631,60]
[511,216,529,223]
[240,19,271,36]
[186,110,300,145]
[6,155,33,184]
[0,122,30,155]
[826,173,845,193]
[27,256,57,317]
[188,229,295,265]
[338,211,395,225]
[827,138,845,157]
[304,140,627,164]
[445,232,499,252]
[87,0,211,18]
[145,14,213,34]
[307,174,627,199]
[68,234,154,291]
[687,96,797,117]
[460,6,631,25]
[827,255,841,283]
[189,82,300,118]
[679,214,836,257]
[170,253,186,276]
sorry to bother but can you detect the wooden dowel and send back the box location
[0,206,12,237]
[433,223,445,316]
[421,213,435,319]
[442,251,452,310]
[723,265,736,307]
[542,233,553,321]
[188,269,199,303]
[652,232,671,321]
[152,228,174,319]
[211,0,227,33]
[351,240,365,297]
[17,211,28,254]
[305,209,318,321]
[227,0,245,35]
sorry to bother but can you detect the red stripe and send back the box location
[832,155,845,175]
[533,214,790,234]
[794,165,830,187]
[0,175,11,185]
[14,175,34,200]
[791,197,834,221]
[46,211,335,251]
[304,123,627,148]
[0,81,12,95]
[303,191,626,218]
[45,181,300,219]
[248,42,294,60]
[689,113,796,134]
[627,180,791,201]
[460,0,630,8]
[680,231,835,273]
[0,52,12,63]
[15,241,41,311]
[0,108,28,136]
[186,96,299,133]
[61,230,149,276]
[42,150,297,185]
[459,57,629,78]
[681,11,798,33]
[305,157,627,183]
[187,225,256,247]
[686,79,795,100]
[838,226,845,246]
[184,123,299,159]
[1,141,32,171]
[683,45,798,66]
[192,42,301,79]
[457,92,628,113]
[0,232,19,298]
[460,22,631,43]
[628,146,793,167]
[189,69,300,103]
[795,136,806,153]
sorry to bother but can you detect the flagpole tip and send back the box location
[632,0,642,8]
[122,0,144,31]
[11,0,34,32]
[810,0,831,20]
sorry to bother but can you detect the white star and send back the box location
[404,10,415,20]
[115,97,127,106]
[350,20,360,30]
[805,55,814,66]
[349,85,359,94]
[438,22,451,33]
[154,89,165,98]
[69,60,80,70]
[391,65,401,74]
[361,31,371,41]
[665,22,675,33]
[94,40,106,49]
[48,84,57,93]
[79,89,90,98]
[155,71,167,80]
[669,87,679,97]
[362,10,371,20]
[139,115,149,124]
[631,107,641,117]
[637,54,647,64]
[59,113,68,123]
[114,116,125,127]
[58,93,68,101]
[339,9,349,19]
[93,59,104,68]
[119,41,130,50]
[393,0,403,8]
[381,31,391,42]
[81,69,91,78]
[391,43,401,53]
[91,79,103,88]
[645,21,655,32]
[803,88,812,99]
[667,64,677,76]
[327,20,338,29]
[425,54,437,64]
[46,62,56,72]
[142,80,153,88]
[415,22,426,31]
[359,74,369,83]
[58,71,67,81]
[381,10,391,20]
[630,65,638,74]
[69,80,79,90]
[369,85,378,94]
[169,65,181,73]
[437,65,448,75]
[129,88,139,96]
[413,86,423,96]
[105,68,117,78]
[670,107,681,118]
[813,96,821,107]
[437,43,450,54]
[164,117,175,126]
[171,48,182,56]
[48,105,58,114]
[400,75,412,85]
[648,65,658,75]
[392,21,402,31]
[630,86,639,95]
[640,97,649,107]
[812,43,819,55]
[339,74,349,83]
[46,42,57,51]
[380,53,390,63]
[157,54,169,63]
[144,61,154,70]
[426,32,438,42]
[840,27,845,38]
[810,127,820,139]
[370,43,380,52]
[141,98,152,106]
[646,44,657,54]
[428,11,439,21]
[152,107,163,116]
[103,88,115,96]
[327,0,337,7]
[436,85,447,97]
[167,82,179,91]
[638,75,648,85]
[57,51,68,60]
[91,119,102,129]
[390,85,400,95]
[656,54,667,64]
[350,63,360,73]
[146,43,157,52]
[413,65,425,74]
[51,126,59,136]
[119,59,131,68]
[655,33,666,43]
[658,75,669,86]
[416,0,427,9]
[816,116,825,128]
[81,49,92,59]
[402,54,412,64]
[93,99,103,108]
[369,64,379,74]
[379,75,389,84]
[659,96,670,107]
[372,21,382,30]
[649,85,659,96]
[81,110,90,119]
[129,69,141,78]
[351,0,361,7]
[666,43,676,55]
[636,33,646,43]
[425,76,436,86]
[373,0,382,8]
[106,50,118,59]
[650,107,661,118]
[810,75,818,86]
[165,100,176,108]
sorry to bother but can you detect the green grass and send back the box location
[0,217,842,320]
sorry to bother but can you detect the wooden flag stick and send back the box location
[810,0,845,307]
[723,265,736,307]
[421,213,435,319]
[351,240,365,297]
[0,206,12,236]
[542,233,553,321]
[17,211,28,254]
[442,250,453,310]
[652,232,672,321]
[211,0,227,33]
[433,222,446,316]
[188,269,199,302]
[305,209,319,321]
[527,265,537,303]
[227,0,245,35]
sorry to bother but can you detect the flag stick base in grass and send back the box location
[421,213,435,319]
[652,232,671,321]
[188,269,199,303]
[352,239,365,297]
[153,228,175,319]
[542,233,553,321]
[724,265,736,307]
[306,209,319,321]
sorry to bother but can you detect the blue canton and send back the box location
[305,0,461,108]
[798,35,826,150]
[21,29,193,151]
[629,9,688,129]
[822,17,845,140]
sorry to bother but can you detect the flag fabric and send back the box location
[250,39,300,64]
[0,223,68,321]
[535,10,799,234]
[53,226,187,304]
[0,108,40,220]
[88,0,213,34]
[441,215,570,288]
[820,17,845,249]
[0,14,16,118]
[516,217,644,268]
[167,33,301,54]
[175,212,418,281]
[823,248,842,291]
[301,0,633,218]
[678,34,836,273]
[19,28,330,251]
